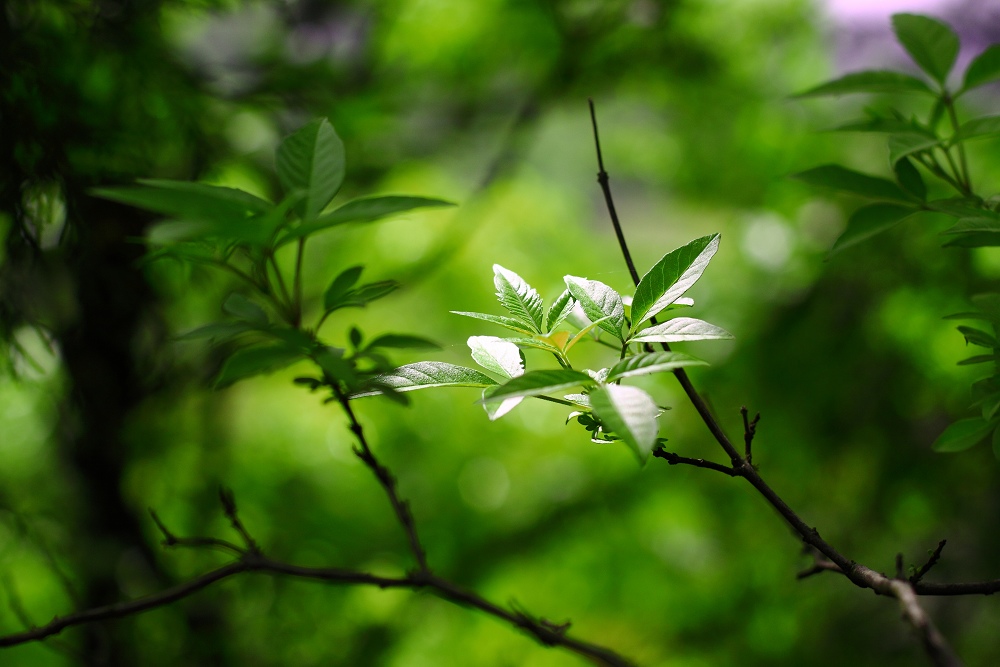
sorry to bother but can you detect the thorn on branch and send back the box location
[910,540,947,584]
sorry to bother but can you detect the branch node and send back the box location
[910,540,948,584]
[148,508,178,547]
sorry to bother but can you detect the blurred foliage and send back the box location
[2,0,1000,666]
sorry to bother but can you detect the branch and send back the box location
[0,516,635,666]
[589,102,974,667]
[911,541,947,585]
[653,450,738,476]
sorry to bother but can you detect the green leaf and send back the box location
[365,334,441,350]
[791,165,912,202]
[276,196,454,247]
[222,293,269,324]
[215,345,303,388]
[630,234,720,332]
[832,117,935,135]
[326,281,400,312]
[993,426,1000,460]
[982,393,1000,421]
[502,336,567,355]
[630,317,733,344]
[794,70,934,97]
[962,44,1000,92]
[176,322,256,342]
[606,352,708,382]
[324,266,364,310]
[492,265,544,333]
[276,118,346,221]
[942,233,1000,248]
[351,361,498,398]
[894,158,926,200]
[467,336,524,379]
[590,384,660,463]
[932,417,992,452]
[829,204,918,255]
[954,116,1000,142]
[891,13,959,84]
[481,385,523,421]
[958,354,997,366]
[942,218,1000,235]
[957,326,999,348]
[564,316,614,354]
[888,133,940,165]
[564,276,625,342]
[926,198,995,219]
[450,311,536,335]
[482,369,595,403]
[546,289,576,332]
[314,346,357,385]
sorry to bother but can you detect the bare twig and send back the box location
[653,450,738,476]
[740,406,759,465]
[911,541,948,585]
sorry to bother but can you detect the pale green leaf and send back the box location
[351,362,498,398]
[467,336,524,379]
[546,289,576,332]
[564,276,625,342]
[493,265,545,333]
[482,369,595,403]
[590,384,660,463]
[629,317,733,344]
[450,311,536,335]
[606,352,708,382]
[481,385,523,421]
[630,234,720,332]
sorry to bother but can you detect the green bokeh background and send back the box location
[3,0,1000,665]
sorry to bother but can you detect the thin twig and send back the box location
[653,450,738,476]
[911,541,948,584]
[740,406,759,465]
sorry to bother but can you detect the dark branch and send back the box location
[911,541,948,585]
[740,406,759,465]
[653,450,738,476]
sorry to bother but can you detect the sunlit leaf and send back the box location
[590,384,660,463]
[482,369,595,403]
[467,336,524,378]
[829,204,918,255]
[932,417,992,452]
[351,362,498,398]
[450,311,536,335]
[630,318,733,344]
[564,276,625,342]
[630,234,720,332]
[794,70,934,97]
[493,265,545,333]
[564,316,613,354]
[891,13,959,84]
[546,289,576,332]
[481,385,523,421]
[606,352,708,382]
[276,118,346,221]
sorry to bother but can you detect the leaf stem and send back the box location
[293,238,306,327]
[943,95,972,192]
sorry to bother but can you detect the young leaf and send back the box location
[891,13,959,85]
[606,352,708,382]
[894,158,926,200]
[630,234,720,331]
[564,276,625,342]
[932,417,993,452]
[961,44,1000,93]
[794,70,934,97]
[791,165,912,202]
[215,345,303,388]
[222,293,269,324]
[450,311,536,335]
[324,266,364,309]
[365,334,441,350]
[327,281,400,312]
[564,316,613,354]
[502,336,567,356]
[481,385,523,421]
[351,362,498,398]
[590,384,660,463]
[829,204,918,255]
[954,116,1000,142]
[276,118,346,221]
[467,336,524,378]
[482,369,595,403]
[277,196,454,247]
[546,289,576,332]
[888,134,940,165]
[493,265,545,333]
[629,318,733,344]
